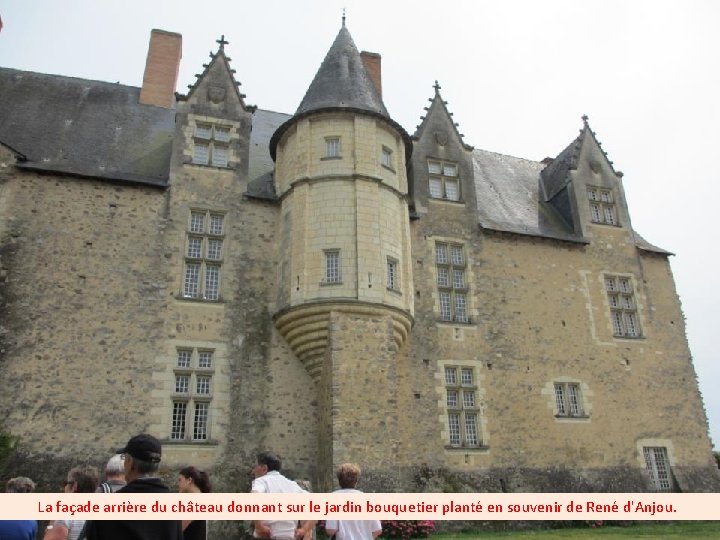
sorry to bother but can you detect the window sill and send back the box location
[429,196,465,205]
[444,445,489,452]
[437,319,474,326]
[187,161,234,170]
[386,287,402,296]
[320,156,342,161]
[163,439,219,446]
[555,414,590,421]
[612,335,644,340]
[590,221,621,227]
[177,295,224,304]
[320,280,343,287]
[381,164,396,174]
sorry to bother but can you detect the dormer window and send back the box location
[588,187,618,226]
[192,123,231,168]
[428,160,460,201]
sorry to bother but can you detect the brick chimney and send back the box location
[139,29,182,108]
[360,51,382,98]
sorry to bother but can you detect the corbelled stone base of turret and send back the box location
[273,300,412,382]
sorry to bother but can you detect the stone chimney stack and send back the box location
[139,29,182,108]
[360,51,382,98]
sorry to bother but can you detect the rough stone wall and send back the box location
[0,169,168,462]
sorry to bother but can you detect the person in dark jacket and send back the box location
[84,433,183,540]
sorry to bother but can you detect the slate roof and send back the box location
[0,67,175,186]
[246,108,290,200]
[473,148,670,254]
[0,66,668,254]
[473,149,584,243]
[295,26,388,117]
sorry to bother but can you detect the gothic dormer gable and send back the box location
[180,36,255,118]
[541,116,629,236]
[409,82,476,216]
[173,36,255,176]
[413,81,473,152]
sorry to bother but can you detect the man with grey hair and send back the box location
[1,477,37,539]
[96,454,126,493]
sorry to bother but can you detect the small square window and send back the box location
[195,125,212,139]
[196,376,211,395]
[187,237,203,259]
[198,351,213,369]
[193,143,210,165]
[212,146,229,167]
[326,137,340,158]
[445,367,458,386]
[190,213,205,233]
[429,178,443,199]
[177,350,192,368]
[207,239,223,260]
[214,126,231,143]
[209,215,224,235]
[382,147,393,168]
[175,375,190,394]
[324,250,341,283]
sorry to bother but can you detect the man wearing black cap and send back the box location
[84,433,183,540]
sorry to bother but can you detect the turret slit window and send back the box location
[322,249,341,284]
[192,123,231,167]
[428,160,461,201]
[183,210,225,301]
[436,242,469,323]
[387,257,400,291]
[605,275,641,338]
[170,348,214,442]
[554,382,585,417]
[588,187,618,225]
[325,137,341,158]
[445,366,480,447]
[643,447,673,492]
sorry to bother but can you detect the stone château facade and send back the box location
[0,24,718,498]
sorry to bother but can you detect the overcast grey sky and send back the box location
[1,0,718,448]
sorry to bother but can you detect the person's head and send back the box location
[117,433,162,481]
[336,463,361,489]
[177,466,211,493]
[253,451,281,479]
[64,466,99,493]
[6,477,35,493]
[104,454,126,481]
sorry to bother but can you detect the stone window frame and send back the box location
[321,249,342,285]
[182,210,225,302]
[428,159,461,202]
[587,186,619,226]
[605,274,642,338]
[435,242,470,323]
[437,361,488,451]
[386,256,400,292]
[323,136,341,160]
[553,382,588,418]
[192,122,232,168]
[637,441,677,492]
[170,348,215,442]
[643,446,673,492]
[381,145,395,172]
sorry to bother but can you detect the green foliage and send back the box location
[0,423,16,466]
[714,450,720,469]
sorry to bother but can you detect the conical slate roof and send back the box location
[295,26,388,117]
